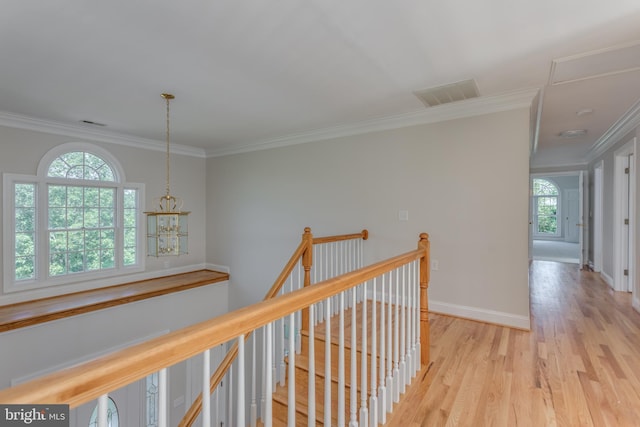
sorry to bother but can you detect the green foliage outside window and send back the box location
[11,148,140,285]
[533,178,559,235]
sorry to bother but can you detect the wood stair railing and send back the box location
[0,229,429,427]
[180,227,368,427]
[260,233,431,426]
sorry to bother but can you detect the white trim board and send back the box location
[587,97,640,163]
[429,300,531,330]
[0,88,538,160]
[601,271,614,289]
[0,111,207,158]
[206,88,540,157]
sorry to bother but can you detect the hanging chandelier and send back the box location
[145,93,189,256]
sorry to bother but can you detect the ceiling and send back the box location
[1,1,640,166]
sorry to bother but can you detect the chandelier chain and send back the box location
[165,95,171,198]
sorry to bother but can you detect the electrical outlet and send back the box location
[431,260,439,271]
[398,210,409,221]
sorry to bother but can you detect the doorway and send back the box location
[530,171,587,266]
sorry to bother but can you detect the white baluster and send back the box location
[266,323,273,427]
[159,368,167,427]
[296,264,302,355]
[203,349,211,427]
[338,292,346,427]
[237,337,245,427]
[261,327,266,420]
[272,322,277,392]
[369,277,378,427]
[378,274,387,424]
[349,285,358,427]
[400,265,407,395]
[214,374,220,427]
[288,313,296,426]
[360,282,368,427]
[251,333,257,427]
[228,364,233,427]
[386,271,394,414]
[308,304,316,427]
[414,260,420,375]
[333,243,339,316]
[97,394,108,427]
[324,297,332,426]
[411,261,418,376]
[393,268,400,403]
[405,264,413,386]
[279,316,286,386]
[317,246,325,323]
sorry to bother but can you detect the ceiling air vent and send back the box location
[414,79,480,107]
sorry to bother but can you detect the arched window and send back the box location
[532,178,560,236]
[4,143,144,292]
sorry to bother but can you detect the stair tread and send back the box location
[263,299,421,426]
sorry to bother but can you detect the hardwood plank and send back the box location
[385,260,640,426]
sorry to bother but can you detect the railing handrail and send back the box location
[312,229,368,244]
[0,238,428,409]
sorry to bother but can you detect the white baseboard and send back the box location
[429,299,531,330]
[601,271,614,288]
[205,263,230,274]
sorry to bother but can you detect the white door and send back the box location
[565,189,580,243]
[623,154,630,291]
[614,140,636,293]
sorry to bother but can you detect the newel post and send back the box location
[418,232,430,366]
[301,227,313,331]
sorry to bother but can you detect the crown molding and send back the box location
[586,97,640,163]
[0,111,207,158]
[206,88,540,157]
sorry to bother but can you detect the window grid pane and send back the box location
[47,151,115,182]
[123,188,138,266]
[14,183,36,281]
[48,185,117,276]
[9,147,142,289]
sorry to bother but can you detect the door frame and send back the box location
[530,171,587,265]
[593,161,604,272]
[613,138,636,293]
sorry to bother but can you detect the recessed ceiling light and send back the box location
[558,129,587,138]
[576,108,594,116]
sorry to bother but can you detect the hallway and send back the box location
[387,260,640,426]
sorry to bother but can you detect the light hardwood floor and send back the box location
[386,260,640,426]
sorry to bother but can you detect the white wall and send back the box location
[0,125,208,304]
[588,125,640,308]
[0,124,221,423]
[589,130,636,283]
[0,282,229,426]
[206,108,532,329]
